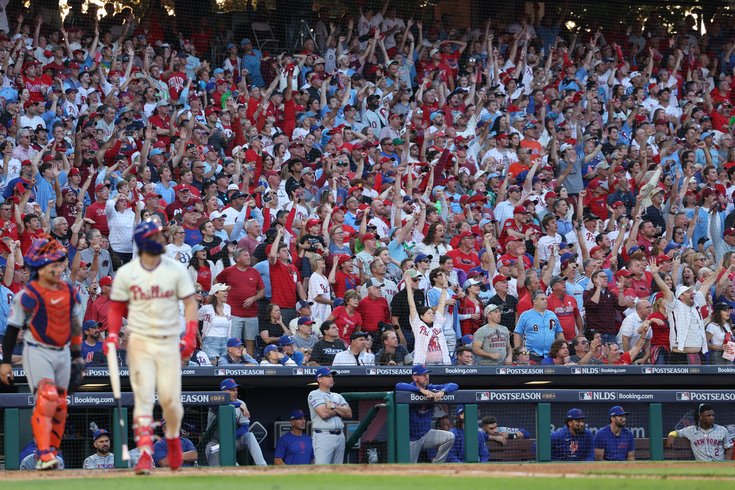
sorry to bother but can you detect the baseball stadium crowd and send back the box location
[1,1,735,371]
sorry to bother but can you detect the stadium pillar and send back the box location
[463,404,479,463]
[218,404,237,466]
[648,403,664,461]
[3,408,20,470]
[386,392,395,463]
[536,403,551,462]
[396,403,410,463]
[112,407,128,468]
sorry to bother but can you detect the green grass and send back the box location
[586,463,735,477]
[5,474,735,490]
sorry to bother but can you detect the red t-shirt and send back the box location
[546,293,579,341]
[356,296,391,334]
[216,265,264,317]
[605,351,632,365]
[447,248,480,274]
[85,201,110,236]
[269,259,301,309]
[648,311,670,349]
[333,270,359,299]
[458,296,483,336]
[331,305,363,344]
[20,228,45,255]
[165,71,187,101]
[629,272,653,299]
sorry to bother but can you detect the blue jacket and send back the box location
[395,382,459,440]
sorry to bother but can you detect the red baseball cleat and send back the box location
[166,437,183,471]
[135,450,153,475]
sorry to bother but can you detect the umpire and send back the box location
[308,367,352,464]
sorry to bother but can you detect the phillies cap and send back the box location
[492,275,509,286]
[412,365,431,375]
[219,378,238,390]
[608,405,628,417]
[99,276,113,287]
[316,367,337,379]
[566,408,586,420]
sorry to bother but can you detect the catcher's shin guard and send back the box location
[32,379,59,458]
[50,388,68,452]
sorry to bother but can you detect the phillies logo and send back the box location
[130,285,176,300]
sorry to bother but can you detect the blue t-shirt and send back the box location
[551,426,594,461]
[274,431,314,464]
[184,228,202,247]
[0,285,13,337]
[514,309,563,357]
[152,437,196,466]
[593,425,635,461]
[81,341,102,365]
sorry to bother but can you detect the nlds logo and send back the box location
[579,391,616,401]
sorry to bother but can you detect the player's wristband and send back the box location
[2,326,20,364]
[185,320,198,338]
[71,349,82,360]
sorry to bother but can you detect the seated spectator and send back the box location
[309,321,347,366]
[454,345,475,366]
[541,339,573,365]
[260,344,298,366]
[332,331,375,366]
[375,329,413,365]
[218,338,258,365]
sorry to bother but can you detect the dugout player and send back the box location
[667,404,733,461]
[551,408,594,461]
[308,367,352,464]
[395,365,459,463]
[83,429,115,469]
[104,220,199,475]
[0,238,84,471]
[274,409,314,465]
[594,406,635,461]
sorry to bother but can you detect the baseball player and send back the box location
[205,378,267,466]
[551,408,594,461]
[395,365,459,463]
[667,404,733,461]
[104,220,198,475]
[83,429,115,469]
[594,405,635,461]
[0,238,84,471]
[308,367,352,465]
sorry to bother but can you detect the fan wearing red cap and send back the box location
[447,231,480,274]
[582,183,610,221]
[499,205,533,249]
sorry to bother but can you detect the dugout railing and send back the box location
[394,389,735,463]
[1,392,236,470]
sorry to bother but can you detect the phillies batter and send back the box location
[105,220,198,475]
[0,238,84,470]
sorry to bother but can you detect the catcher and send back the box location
[0,238,84,470]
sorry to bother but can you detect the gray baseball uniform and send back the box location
[308,388,347,464]
[19,453,65,470]
[83,453,115,469]
[676,424,733,461]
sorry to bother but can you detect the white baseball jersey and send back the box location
[83,453,115,469]
[677,424,733,461]
[110,255,195,337]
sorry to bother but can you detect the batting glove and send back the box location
[103,333,120,356]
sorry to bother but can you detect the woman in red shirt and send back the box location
[458,278,483,335]
[329,254,359,299]
[647,293,670,364]
[187,245,215,292]
[328,290,363,344]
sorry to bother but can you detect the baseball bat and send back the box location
[107,345,130,461]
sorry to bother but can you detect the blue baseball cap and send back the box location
[289,409,306,420]
[263,344,279,355]
[414,253,432,263]
[149,148,164,157]
[412,365,431,376]
[83,320,101,331]
[92,429,109,441]
[608,405,628,417]
[220,378,238,390]
[279,335,295,346]
[460,334,474,346]
[316,367,337,379]
[297,317,315,326]
[566,408,586,420]
[226,338,243,348]
[213,68,224,75]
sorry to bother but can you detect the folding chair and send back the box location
[251,22,278,51]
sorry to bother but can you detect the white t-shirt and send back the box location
[308,272,332,327]
[198,303,232,338]
[110,255,195,337]
[166,243,192,266]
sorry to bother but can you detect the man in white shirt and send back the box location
[617,300,652,363]
[332,331,375,366]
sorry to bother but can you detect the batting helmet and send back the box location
[134,220,164,255]
[24,237,67,269]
